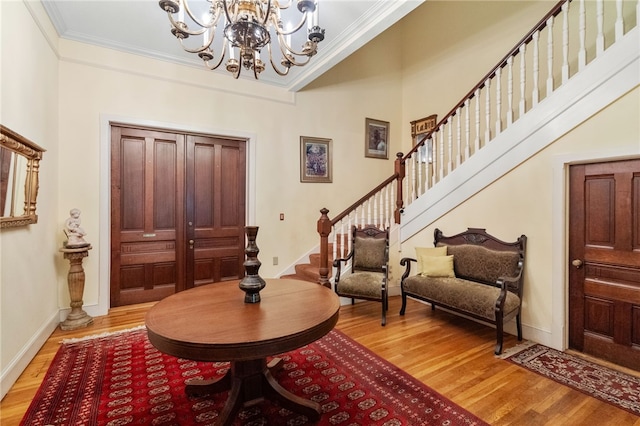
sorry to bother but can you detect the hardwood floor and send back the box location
[2,296,639,425]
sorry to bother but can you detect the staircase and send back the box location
[291,0,640,287]
[281,234,351,283]
[280,248,335,283]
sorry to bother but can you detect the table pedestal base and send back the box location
[185,358,321,426]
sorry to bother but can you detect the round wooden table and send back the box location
[145,279,340,426]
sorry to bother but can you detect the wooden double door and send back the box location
[569,159,640,369]
[110,126,246,307]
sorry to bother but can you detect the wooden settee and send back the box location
[399,228,527,354]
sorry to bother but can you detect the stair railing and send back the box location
[317,0,639,286]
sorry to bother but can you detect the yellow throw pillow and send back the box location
[419,254,455,277]
[415,246,447,275]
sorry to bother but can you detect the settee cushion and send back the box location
[441,244,520,283]
[353,237,386,269]
[419,254,455,277]
[403,275,521,320]
[416,246,447,274]
[337,272,384,300]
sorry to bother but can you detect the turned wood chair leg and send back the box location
[495,317,504,355]
[516,313,523,341]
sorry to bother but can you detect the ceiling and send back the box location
[41,0,424,92]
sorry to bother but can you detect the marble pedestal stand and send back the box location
[59,245,93,330]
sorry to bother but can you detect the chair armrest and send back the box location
[333,251,354,283]
[400,257,417,282]
[494,265,524,312]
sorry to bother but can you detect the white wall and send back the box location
[0,1,60,397]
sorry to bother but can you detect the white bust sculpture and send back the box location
[64,208,89,248]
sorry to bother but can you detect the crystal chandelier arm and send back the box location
[266,43,292,76]
[273,25,315,61]
[201,43,229,70]
[221,0,235,27]
[262,0,272,25]
[273,12,310,37]
[180,0,222,29]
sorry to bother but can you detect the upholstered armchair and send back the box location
[333,225,389,326]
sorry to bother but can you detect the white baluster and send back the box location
[409,151,419,201]
[347,215,353,255]
[562,2,569,83]
[506,56,514,126]
[403,163,409,208]
[384,184,390,228]
[533,30,540,106]
[439,127,445,181]
[464,99,470,160]
[474,89,481,152]
[373,193,378,228]
[519,44,526,117]
[579,0,586,70]
[495,67,502,134]
[596,0,604,55]
[416,151,423,198]
[366,198,371,226]
[615,0,624,41]
[332,223,337,263]
[447,119,453,174]
[430,137,436,186]
[546,16,554,97]
[456,108,462,167]
[389,184,395,225]
[425,138,432,189]
[484,79,491,142]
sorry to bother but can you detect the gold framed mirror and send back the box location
[1,125,45,228]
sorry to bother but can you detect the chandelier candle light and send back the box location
[158,0,325,79]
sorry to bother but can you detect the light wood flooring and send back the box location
[2,296,639,425]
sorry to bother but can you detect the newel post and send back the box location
[317,208,332,288]
[394,152,405,224]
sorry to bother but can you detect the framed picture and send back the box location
[410,114,437,164]
[365,118,389,159]
[300,136,332,183]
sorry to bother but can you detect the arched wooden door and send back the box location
[569,159,640,370]
[110,125,246,307]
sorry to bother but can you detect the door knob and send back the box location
[572,259,583,268]
[189,239,195,249]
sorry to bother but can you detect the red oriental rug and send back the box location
[505,343,640,416]
[21,327,487,425]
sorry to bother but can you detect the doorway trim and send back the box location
[551,147,639,352]
[97,114,257,316]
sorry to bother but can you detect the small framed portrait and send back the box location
[300,136,332,183]
[365,118,389,159]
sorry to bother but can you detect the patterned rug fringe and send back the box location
[505,343,640,416]
[495,340,538,359]
[59,324,146,344]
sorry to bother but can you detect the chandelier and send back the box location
[158,0,325,79]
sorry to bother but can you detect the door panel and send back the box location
[112,126,246,305]
[111,127,185,306]
[569,159,640,370]
[187,135,246,286]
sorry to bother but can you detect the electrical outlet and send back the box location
[273,256,278,265]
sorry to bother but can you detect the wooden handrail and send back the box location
[329,173,398,226]
[401,0,568,164]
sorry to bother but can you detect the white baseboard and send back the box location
[0,311,59,399]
